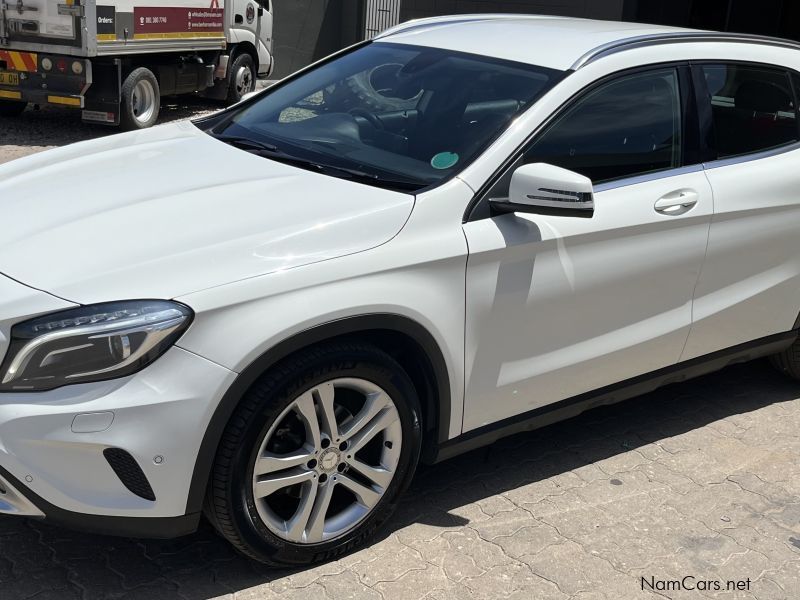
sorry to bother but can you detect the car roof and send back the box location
[376,15,719,71]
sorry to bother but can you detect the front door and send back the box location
[463,66,713,431]
[230,0,272,73]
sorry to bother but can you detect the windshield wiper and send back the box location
[213,134,424,192]
[313,164,424,191]
[212,135,280,153]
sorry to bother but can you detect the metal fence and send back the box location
[364,0,402,38]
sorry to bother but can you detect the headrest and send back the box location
[735,80,792,113]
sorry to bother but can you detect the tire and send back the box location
[226,52,257,105]
[120,67,160,130]
[770,337,800,379]
[0,100,27,117]
[328,64,422,113]
[204,342,422,566]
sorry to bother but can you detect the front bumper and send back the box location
[0,470,43,517]
[0,345,236,537]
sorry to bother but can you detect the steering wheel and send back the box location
[349,108,384,130]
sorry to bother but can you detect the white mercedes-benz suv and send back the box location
[2,15,800,565]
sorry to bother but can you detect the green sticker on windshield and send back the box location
[431,151,459,170]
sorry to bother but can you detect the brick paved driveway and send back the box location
[1,360,799,600]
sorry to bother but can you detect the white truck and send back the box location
[0,0,273,128]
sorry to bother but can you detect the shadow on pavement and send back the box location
[0,360,798,599]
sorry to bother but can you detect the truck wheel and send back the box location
[226,53,256,105]
[0,100,27,117]
[120,67,160,130]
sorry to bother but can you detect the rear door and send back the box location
[463,65,714,430]
[681,62,800,360]
[1,0,83,49]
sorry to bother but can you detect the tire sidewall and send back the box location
[226,349,422,565]
[121,67,160,130]
[342,65,422,112]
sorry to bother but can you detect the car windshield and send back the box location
[212,42,563,191]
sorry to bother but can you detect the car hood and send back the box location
[0,122,414,303]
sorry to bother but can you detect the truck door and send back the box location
[255,0,272,73]
[230,0,271,74]
[0,0,83,49]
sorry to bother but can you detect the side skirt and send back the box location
[433,330,797,463]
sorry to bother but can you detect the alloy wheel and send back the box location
[251,377,402,544]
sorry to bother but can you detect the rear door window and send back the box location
[700,64,798,158]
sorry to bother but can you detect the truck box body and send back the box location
[1,0,231,57]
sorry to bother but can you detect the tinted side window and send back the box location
[485,69,682,200]
[702,64,798,158]
[527,69,681,183]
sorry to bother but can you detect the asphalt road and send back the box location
[1,102,799,599]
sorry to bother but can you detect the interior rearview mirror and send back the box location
[490,163,594,218]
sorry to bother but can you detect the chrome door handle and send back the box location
[654,190,699,215]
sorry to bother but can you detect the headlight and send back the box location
[0,300,193,392]
[71,60,83,75]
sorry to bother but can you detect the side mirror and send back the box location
[490,163,594,218]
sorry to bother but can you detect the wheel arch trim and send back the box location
[229,40,259,65]
[184,313,452,514]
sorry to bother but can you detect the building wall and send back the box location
[271,0,628,79]
[626,0,799,40]
[271,0,364,79]
[270,0,800,80]
[400,0,626,21]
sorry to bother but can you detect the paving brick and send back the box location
[373,563,457,600]
[0,363,797,599]
[462,561,566,599]
[316,569,380,599]
[352,545,427,586]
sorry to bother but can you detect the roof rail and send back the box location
[571,31,800,70]
[375,13,561,40]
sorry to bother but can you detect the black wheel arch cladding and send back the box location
[185,313,451,515]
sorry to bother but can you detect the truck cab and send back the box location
[228,0,273,76]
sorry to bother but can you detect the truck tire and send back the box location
[120,67,160,130]
[0,100,27,117]
[226,53,256,105]
[326,64,422,113]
